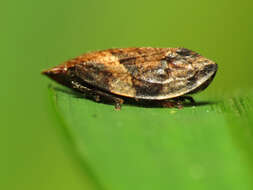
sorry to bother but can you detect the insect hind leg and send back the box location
[71,81,124,110]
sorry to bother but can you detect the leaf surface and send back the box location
[50,87,253,190]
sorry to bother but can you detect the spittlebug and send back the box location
[42,47,217,109]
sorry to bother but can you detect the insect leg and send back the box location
[180,96,196,104]
[174,96,195,104]
[161,100,183,109]
[71,81,124,110]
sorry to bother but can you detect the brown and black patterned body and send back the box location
[42,47,217,108]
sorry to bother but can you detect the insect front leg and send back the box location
[71,81,124,110]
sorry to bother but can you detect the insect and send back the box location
[42,47,217,110]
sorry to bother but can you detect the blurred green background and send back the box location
[3,0,253,189]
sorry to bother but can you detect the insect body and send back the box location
[42,47,217,109]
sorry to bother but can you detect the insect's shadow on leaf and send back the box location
[124,98,215,108]
[51,85,216,108]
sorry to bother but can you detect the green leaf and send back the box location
[50,86,253,190]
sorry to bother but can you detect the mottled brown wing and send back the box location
[74,49,138,98]
[74,47,216,99]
